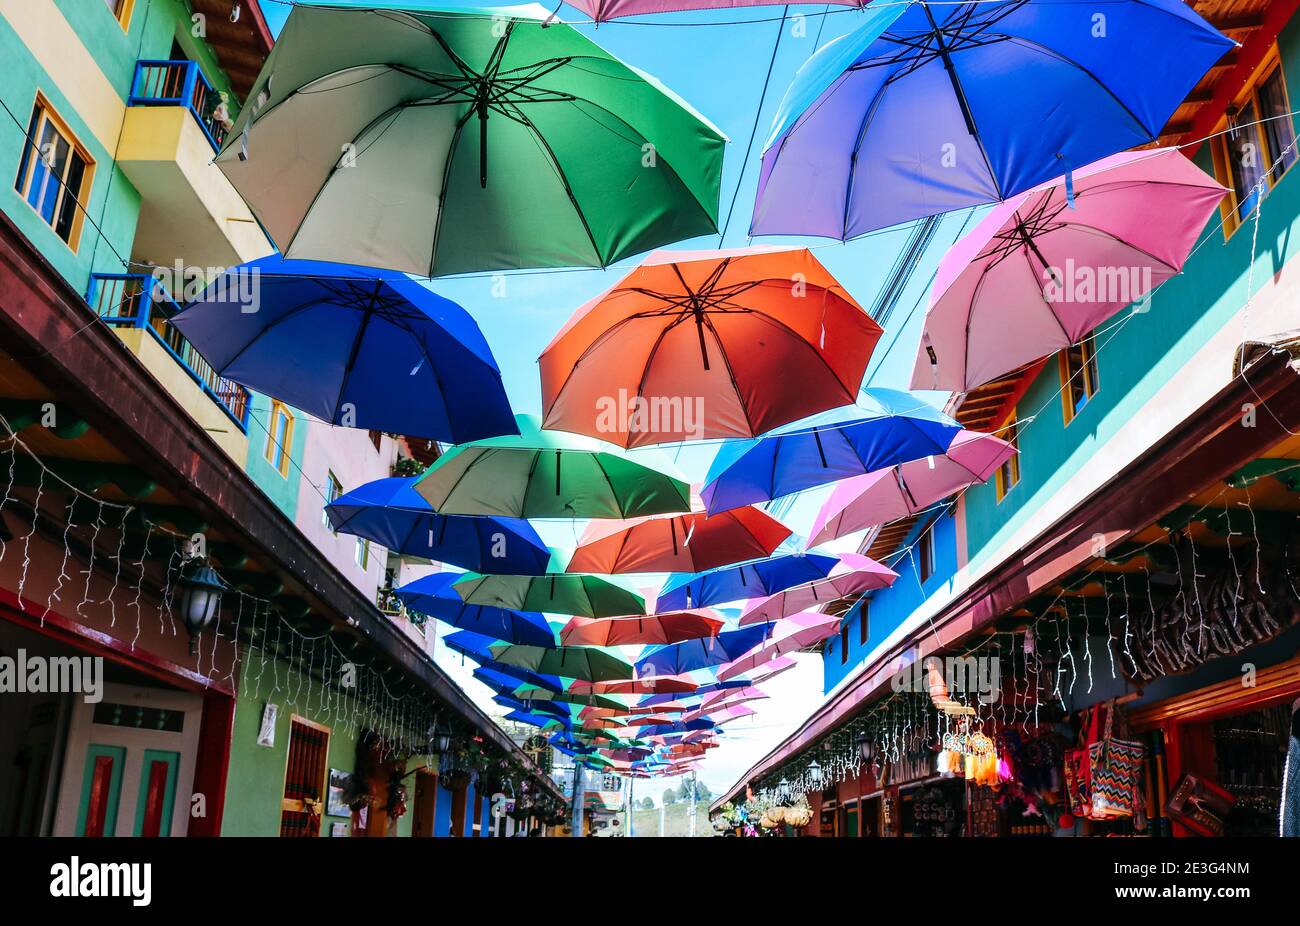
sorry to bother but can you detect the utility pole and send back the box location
[687,771,698,838]
[625,776,633,837]
[659,797,666,837]
[570,764,585,838]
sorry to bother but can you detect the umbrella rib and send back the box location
[1005,36,1156,139]
[428,109,475,277]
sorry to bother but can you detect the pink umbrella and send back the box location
[566,504,790,574]
[747,654,796,684]
[738,553,896,625]
[809,430,1016,546]
[701,685,767,711]
[565,0,864,23]
[691,704,757,725]
[720,613,841,680]
[911,148,1227,393]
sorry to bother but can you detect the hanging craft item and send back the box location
[1063,706,1102,817]
[1088,701,1146,820]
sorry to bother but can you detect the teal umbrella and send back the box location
[215,3,725,276]
[453,571,646,618]
[415,415,691,519]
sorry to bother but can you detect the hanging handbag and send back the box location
[1064,706,1101,816]
[1089,700,1146,819]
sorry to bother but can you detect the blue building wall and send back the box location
[822,509,959,693]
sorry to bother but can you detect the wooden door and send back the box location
[411,770,438,837]
[279,717,329,837]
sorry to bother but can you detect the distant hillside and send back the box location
[628,801,715,837]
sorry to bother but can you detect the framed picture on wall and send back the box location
[326,768,352,818]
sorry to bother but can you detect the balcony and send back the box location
[86,273,251,461]
[117,60,273,271]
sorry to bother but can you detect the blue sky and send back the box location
[256,0,971,795]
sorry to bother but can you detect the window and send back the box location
[324,471,342,530]
[995,411,1021,502]
[102,0,136,28]
[355,537,370,570]
[859,603,870,646]
[1212,50,1297,236]
[264,401,294,477]
[14,96,95,250]
[1059,332,1099,425]
[917,528,934,584]
[839,623,850,664]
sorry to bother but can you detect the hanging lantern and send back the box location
[856,730,874,763]
[176,560,227,654]
[806,759,823,790]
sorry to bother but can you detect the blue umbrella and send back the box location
[751,0,1233,239]
[328,478,551,576]
[395,573,555,646]
[637,624,773,676]
[171,256,518,443]
[702,389,964,514]
[657,553,838,611]
[443,629,499,662]
[637,719,717,737]
[475,665,566,697]
[639,679,749,707]
[502,709,569,730]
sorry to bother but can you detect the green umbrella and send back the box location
[455,570,645,617]
[514,686,626,711]
[215,3,725,276]
[490,643,635,683]
[416,415,691,519]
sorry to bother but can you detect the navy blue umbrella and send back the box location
[637,624,773,676]
[475,664,566,696]
[171,256,517,443]
[328,478,551,576]
[443,629,499,662]
[403,588,554,647]
[638,679,749,707]
[637,719,717,737]
[657,553,838,611]
[702,389,964,514]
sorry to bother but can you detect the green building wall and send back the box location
[243,394,306,521]
[222,658,415,838]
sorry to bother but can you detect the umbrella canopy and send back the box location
[700,685,768,710]
[172,257,516,443]
[442,629,500,661]
[688,704,757,725]
[751,0,1232,239]
[415,415,690,519]
[636,623,773,675]
[215,4,725,276]
[326,478,550,575]
[911,148,1228,392]
[567,0,864,23]
[394,573,555,646]
[473,662,565,694]
[510,687,627,710]
[748,654,796,684]
[657,553,838,610]
[568,675,699,696]
[489,643,636,682]
[452,571,645,617]
[503,709,567,730]
[566,504,791,574]
[738,553,897,624]
[559,611,723,647]
[701,389,963,514]
[719,613,841,681]
[637,719,717,736]
[494,695,571,722]
[540,247,880,448]
[809,430,1017,545]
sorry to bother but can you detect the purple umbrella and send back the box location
[750,0,1231,239]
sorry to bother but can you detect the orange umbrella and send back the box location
[566,504,790,575]
[540,247,881,448]
[560,611,723,647]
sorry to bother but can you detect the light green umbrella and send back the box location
[490,643,636,683]
[513,686,626,711]
[215,2,725,277]
[454,570,645,617]
[416,415,691,519]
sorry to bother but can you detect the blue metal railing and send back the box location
[86,273,250,431]
[128,60,230,153]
